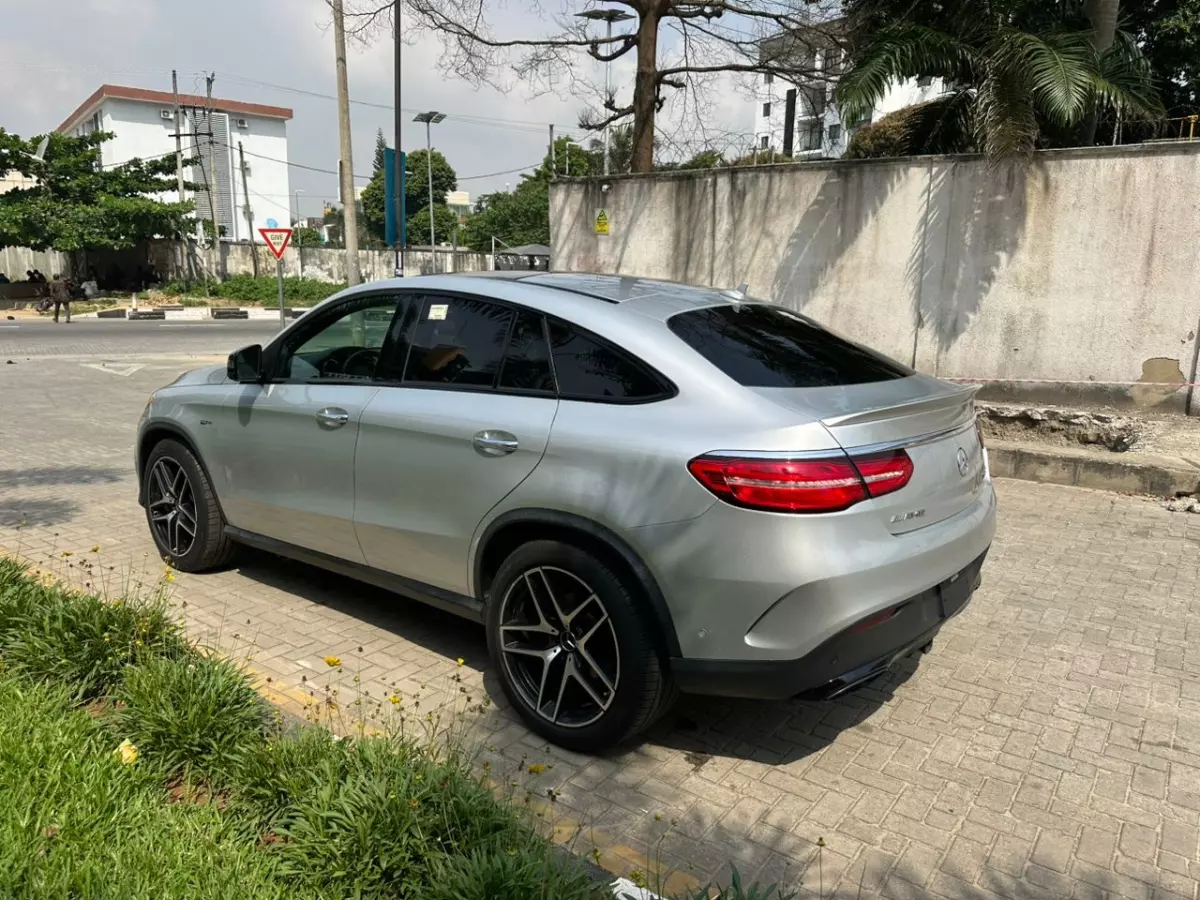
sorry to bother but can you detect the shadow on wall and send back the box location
[771,158,1035,367]
[771,163,906,310]
[911,160,1035,359]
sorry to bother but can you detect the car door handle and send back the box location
[472,430,519,457]
[316,407,350,429]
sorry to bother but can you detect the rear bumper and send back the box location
[670,549,987,701]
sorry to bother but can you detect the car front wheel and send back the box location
[143,438,235,572]
[486,540,676,751]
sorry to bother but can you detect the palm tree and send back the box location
[837,1,1162,159]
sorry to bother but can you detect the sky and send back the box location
[0,0,756,220]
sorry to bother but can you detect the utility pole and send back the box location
[203,72,224,280]
[238,141,259,277]
[575,8,634,175]
[393,0,404,278]
[171,71,190,281]
[333,0,362,285]
[171,71,186,204]
[549,124,555,176]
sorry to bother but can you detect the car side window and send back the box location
[277,295,402,382]
[547,320,669,401]
[401,295,514,389]
[498,310,555,394]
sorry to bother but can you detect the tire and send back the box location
[142,438,236,572]
[486,540,676,752]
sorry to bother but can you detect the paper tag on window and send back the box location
[428,303,448,321]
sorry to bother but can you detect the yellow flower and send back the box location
[115,739,139,765]
[164,572,175,583]
[324,656,342,668]
[527,763,545,775]
[456,657,465,667]
[388,695,402,706]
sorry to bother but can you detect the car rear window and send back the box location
[667,304,912,388]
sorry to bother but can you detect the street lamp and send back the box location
[292,188,306,228]
[575,8,634,176]
[413,111,446,254]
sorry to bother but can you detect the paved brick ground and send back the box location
[4,342,1200,898]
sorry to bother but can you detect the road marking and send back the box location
[79,362,146,377]
[158,323,226,328]
[0,324,18,328]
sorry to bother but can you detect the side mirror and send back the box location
[227,344,264,382]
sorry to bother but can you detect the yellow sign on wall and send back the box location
[595,208,610,235]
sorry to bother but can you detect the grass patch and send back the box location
[0,558,187,698]
[116,655,271,787]
[0,673,297,899]
[0,559,615,900]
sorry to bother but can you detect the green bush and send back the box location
[846,98,974,160]
[160,275,344,307]
[416,848,603,900]
[116,655,270,785]
[0,558,188,698]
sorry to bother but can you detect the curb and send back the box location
[988,440,1200,496]
[85,307,305,321]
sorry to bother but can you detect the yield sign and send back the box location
[259,227,293,260]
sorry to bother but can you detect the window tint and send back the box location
[548,321,666,401]
[281,295,400,381]
[402,296,513,388]
[499,311,554,393]
[668,304,911,388]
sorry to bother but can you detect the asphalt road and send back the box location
[0,318,282,359]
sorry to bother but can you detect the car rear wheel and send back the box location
[486,540,676,751]
[143,438,235,572]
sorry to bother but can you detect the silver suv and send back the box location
[137,273,996,750]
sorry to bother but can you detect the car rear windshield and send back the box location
[667,303,912,388]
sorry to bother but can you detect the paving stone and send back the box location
[6,348,1200,898]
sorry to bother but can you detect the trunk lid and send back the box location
[754,376,986,533]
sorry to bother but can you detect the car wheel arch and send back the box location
[137,422,224,518]
[473,509,681,660]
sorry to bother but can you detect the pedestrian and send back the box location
[25,270,35,283]
[0,273,9,284]
[48,273,72,324]
[31,269,47,283]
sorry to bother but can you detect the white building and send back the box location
[57,84,294,243]
[754,27,948,159]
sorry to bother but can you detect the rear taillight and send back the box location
[853,450,915,498]
[687,450,913,514]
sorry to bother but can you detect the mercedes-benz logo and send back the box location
[956,447,970,477]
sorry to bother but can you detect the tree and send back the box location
[293,225,325,247]
[405,148,457,213]
[372,127,387,173]
[408,204,462,246]
[343,0,845,174]
[838,0,1163,159]
[1123,0,1200,117]
[360,146,458,245]
[461,183,551,251]
[0,129,192,251]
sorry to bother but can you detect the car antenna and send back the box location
[723,282,749,305]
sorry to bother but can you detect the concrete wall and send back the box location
[0,246,70,283]
[551,142,1200,412]
[150,240,492,284]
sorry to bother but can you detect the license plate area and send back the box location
[939,554,985,618]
